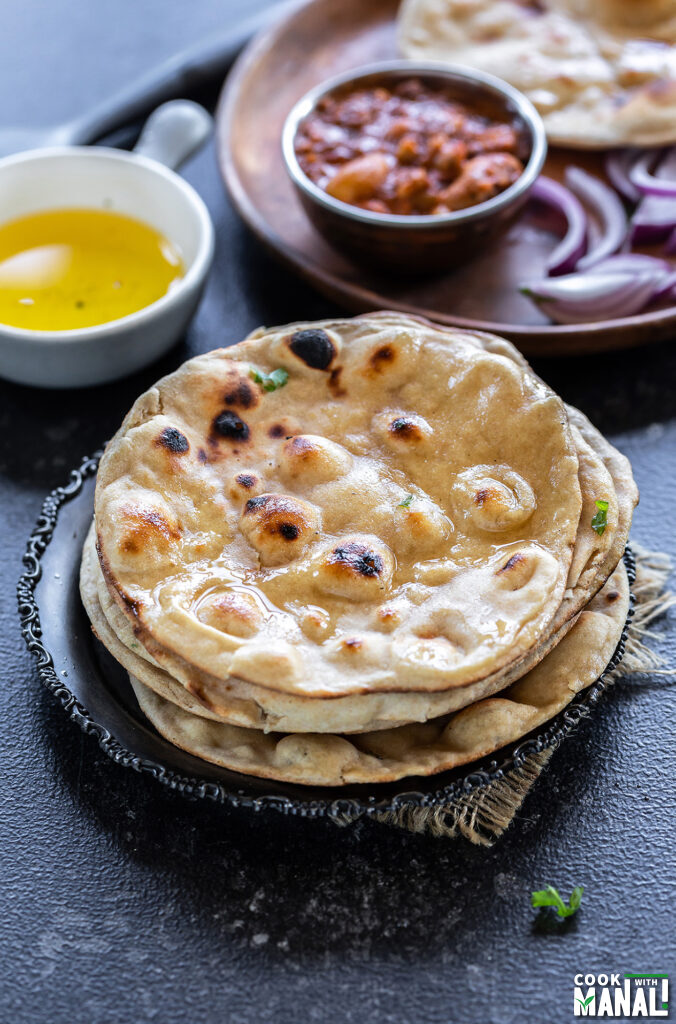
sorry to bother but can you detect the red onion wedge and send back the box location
[564,167,627,271]
[629,148,676,197]
[585,254,671,275]
[652,270,676,303]
[530,176,587,275]
[630,148,676,243]
[520,265,672,324]
[588,255,676,303]
[605,149,642,204]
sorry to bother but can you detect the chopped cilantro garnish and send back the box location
[531,884,584,919]
[398,494,414,508]
[250,367,289,392]
[591,498,609,536]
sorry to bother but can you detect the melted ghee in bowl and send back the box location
[0,208,184,331]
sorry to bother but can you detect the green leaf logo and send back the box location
[576,996,595,1008]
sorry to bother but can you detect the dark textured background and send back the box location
[1,2,674,1021]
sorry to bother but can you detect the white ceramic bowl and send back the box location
[0,146,214,388]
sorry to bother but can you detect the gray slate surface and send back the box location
[1,1,674,1021]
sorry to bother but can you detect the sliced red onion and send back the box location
[665,226,676,253]
[530,176,587,275]
[605,149,642,204]
[586,253,671,275]
[629,148,676,197]
[520,267,671,324]
[630,148,676,243]
[564,167,627,271]
[651,270,676,303]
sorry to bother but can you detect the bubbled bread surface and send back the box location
[95,313,582,698]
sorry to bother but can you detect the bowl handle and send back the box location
[132,99,212,171]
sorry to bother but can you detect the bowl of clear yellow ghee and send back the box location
[0,122,213,387]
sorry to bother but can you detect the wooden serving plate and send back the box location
[216,0,676,356]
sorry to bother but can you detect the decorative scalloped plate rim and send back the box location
[17,452,635,822]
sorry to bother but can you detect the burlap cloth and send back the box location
[335,544,674,844]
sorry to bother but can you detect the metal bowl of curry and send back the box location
[282,61,547,273]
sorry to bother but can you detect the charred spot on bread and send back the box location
[288,328,335,369]
[369,344,395,371]
[242,494,313,541]
[312,536,395,600]
[496,552,527,575]
[157,427,189,454]
[236,473,257,489]
[240,493,321,565]
[378,606,399,623]
[452,466,536,533]
[268,423,287,438]
[197,447,208,463]
[224,378,257,409]
[389,416,424,441]
[119,507,180,554]
[329,543,384,577]
[372,410,432,451]
[244,495,269,513]
[475,487,499,506]
[213,410,250,441]
[342,637,363,651]
[328,366,346,397]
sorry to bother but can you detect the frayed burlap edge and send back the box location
[334,545,673,845]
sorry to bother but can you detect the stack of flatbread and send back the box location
[398,0,676,148]
[80,313,637,786]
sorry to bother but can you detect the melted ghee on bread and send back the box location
[94,314,583,699]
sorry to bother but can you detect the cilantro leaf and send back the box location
[531,884,584,918]
[266,368,289,390]
[250,367,289,392]
[398,494,414,508]
[568,885,584,912]
[591,498,609,536]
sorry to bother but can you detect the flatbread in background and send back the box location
[398,0,676,148]
[95,314,582,701]
[128,562,629,787]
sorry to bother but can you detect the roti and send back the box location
[94,314,582,701]
[82,395,634,733]
[128,562,629,786]
[398,0,676,148]
[82,523,579,732]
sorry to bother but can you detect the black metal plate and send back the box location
[18,453,635,821]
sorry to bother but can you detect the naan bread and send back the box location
[398,0,676,148]
[82,523,579,731]
[82,390,634,734]
[95,314,582,702]
[128,562,629,786]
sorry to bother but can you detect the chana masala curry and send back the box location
[294,77,527,216]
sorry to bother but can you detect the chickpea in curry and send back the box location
[294,78,527,216]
